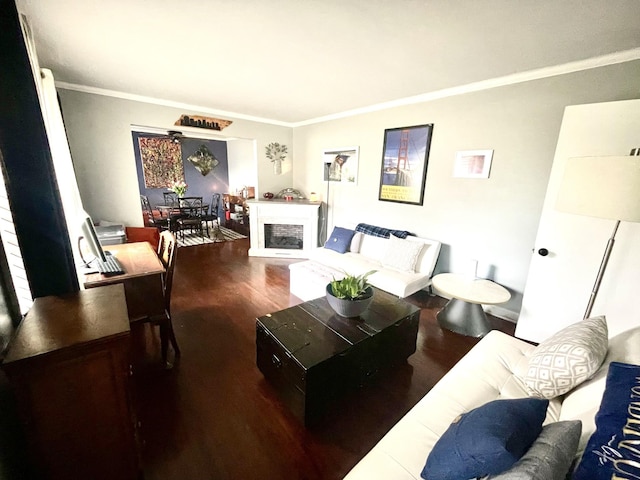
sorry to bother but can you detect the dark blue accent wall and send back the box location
[132,132,229,215]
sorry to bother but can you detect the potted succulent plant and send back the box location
[326,270,376,318]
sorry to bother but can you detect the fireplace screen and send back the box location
[264,224,303,250]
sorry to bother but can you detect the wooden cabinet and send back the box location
[1,284,139,480]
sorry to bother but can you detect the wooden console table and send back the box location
[1,284,140,479]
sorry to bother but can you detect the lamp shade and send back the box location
[556,156,640,222]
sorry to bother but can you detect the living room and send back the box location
[2,1,640,479]
[24,3,640,325]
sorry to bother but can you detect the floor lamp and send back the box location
[321,162,331,244]
[556,154,640,319]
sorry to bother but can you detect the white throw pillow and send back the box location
[350,232,364,253]
[381,234,424,272]
[358,235,389,262]
[522,316,608,399]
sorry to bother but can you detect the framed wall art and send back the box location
[378,124,433,205]
[323,146,359,185]
[453,149,494,178]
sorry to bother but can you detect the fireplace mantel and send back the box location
[247,199,321,258]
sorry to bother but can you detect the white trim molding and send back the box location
[56,48,640,128]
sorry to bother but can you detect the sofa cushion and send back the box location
[572,361,640,480]
[421,397,549,480]
[522,315,608,399]
[381,234,424,272]
[486,420,582,480]
[324,226,355,254]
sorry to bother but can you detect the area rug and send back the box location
[177,225,247,247]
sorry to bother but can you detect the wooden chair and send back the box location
[157,229,173,268]
[132,230,180,367]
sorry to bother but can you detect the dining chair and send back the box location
[132,230,180,368]
[140,195,169,230]
[163,192,179,207]
[200,193,221,237]
[175,196,206,241]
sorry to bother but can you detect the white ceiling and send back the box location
[16,0,640,125]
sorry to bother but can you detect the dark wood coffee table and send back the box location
[256,288,420,426]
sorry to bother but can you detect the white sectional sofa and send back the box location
[344,321,640,479]
[289,228,441,301]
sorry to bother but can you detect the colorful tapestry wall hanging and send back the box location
[139,137,184,188]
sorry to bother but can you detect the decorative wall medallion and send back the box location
[187,145,219,176]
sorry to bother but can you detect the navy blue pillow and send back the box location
[573,362,640,480]
[324,227,355,254]
[421,398,549,480]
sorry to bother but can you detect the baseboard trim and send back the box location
[484,305,518,324]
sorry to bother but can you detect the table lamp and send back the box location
[556,153,640,319]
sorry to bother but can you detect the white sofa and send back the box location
[289,231,441,301]
[344,325,640,479]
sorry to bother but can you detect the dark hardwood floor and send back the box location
[131,238,515,480]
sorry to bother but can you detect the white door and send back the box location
[515,99,640,343]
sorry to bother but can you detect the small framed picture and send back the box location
[323,146,359,185]
[453,150,494,178]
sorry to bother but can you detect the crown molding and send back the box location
[56,48,640,129]
[293,48,640,127]
[54,81,294,128]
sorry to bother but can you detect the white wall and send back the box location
[292,61,640,319]
[57,89,293,226]
[227,139,258,196]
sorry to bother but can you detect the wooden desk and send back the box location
[84,242,165,320]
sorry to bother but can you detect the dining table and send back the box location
[155,201,208,233]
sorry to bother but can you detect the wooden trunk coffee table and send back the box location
[256,288,420,426]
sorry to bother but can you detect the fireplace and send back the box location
[264,224,304,250]
[247,199,321,258]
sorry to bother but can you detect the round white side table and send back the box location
[431,273,511,337]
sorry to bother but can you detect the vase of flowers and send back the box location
[169,180,188,197]
[265,142,287,175]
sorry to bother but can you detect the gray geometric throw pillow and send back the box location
[522,316,608,399]
[486,420,582,480]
